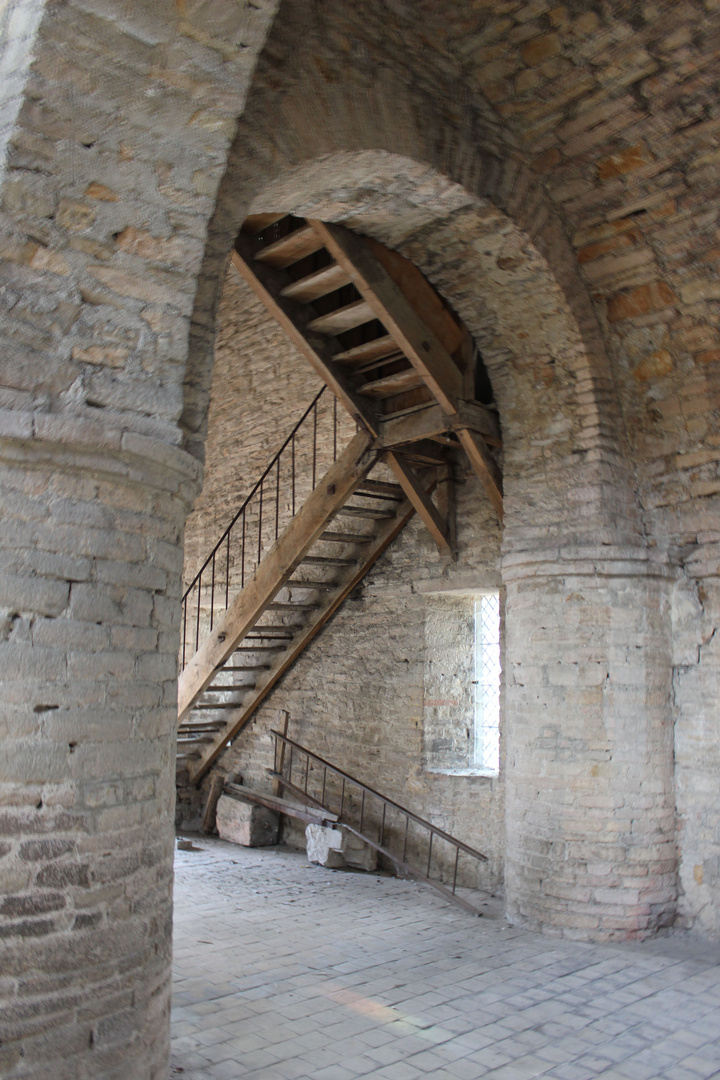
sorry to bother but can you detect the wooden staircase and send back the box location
[177,215,504,785]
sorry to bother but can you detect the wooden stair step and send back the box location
[352,352,406,377]
[254,224,324,268]
[193,702,244,710]
[235,644,288,651]
[242,213,288,235]
[307,299,376,336]
[354,480,404,500]
[359,368,426,398]
[268,601,320,611]
[205,681,258,691]
[333,334,400,365]
[320,531,374,543]
[280,262,350,302]
[301,555,357,566]
[219,664,273,672]
[285,578,337,590]
[179,724,225,733]
[337,505,395,519]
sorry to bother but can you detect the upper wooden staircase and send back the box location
[177,215,503,785]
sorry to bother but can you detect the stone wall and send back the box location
[0,2,278,1077]
[2,0,720,1075]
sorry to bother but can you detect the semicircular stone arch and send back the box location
[188,23,677,940]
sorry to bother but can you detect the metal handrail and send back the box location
[180,387,342,669]
[183,386,327,602]
[271,730,488,916]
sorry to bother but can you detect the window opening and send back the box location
[423,590,501,776]
[473,594,500,773]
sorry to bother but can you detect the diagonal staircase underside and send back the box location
[177,215,504,784]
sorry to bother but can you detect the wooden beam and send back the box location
[178,430,375,720]
[223,782,338,825]
[385,451,451,555]
[272,710,289,799]
[456,427,504,521]
[231,240,379,437]
[308,220,464,415]
[365,238,465,357]
[379,399,501,449]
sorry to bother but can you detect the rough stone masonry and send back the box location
[1,2,720,1078]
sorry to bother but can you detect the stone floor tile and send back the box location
[171,842,720,1080]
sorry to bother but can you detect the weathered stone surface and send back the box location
[306,824,345,869]
[2,0,720,1076]
[341,831,377,872]
[215,796,279,847]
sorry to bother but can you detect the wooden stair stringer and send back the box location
[178,429,375,722]
[185,485,420,784]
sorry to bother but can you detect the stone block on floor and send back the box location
[342,829,377,871]
[216,795,279,847]
[305,824,377,870]
[306,823,346,868]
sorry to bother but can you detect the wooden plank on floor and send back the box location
[224,782,338,824]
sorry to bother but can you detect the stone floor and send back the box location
[172,838,720,1080]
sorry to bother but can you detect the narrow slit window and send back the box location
[474,594,500,773]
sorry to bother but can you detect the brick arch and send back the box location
[183,4,679,941]
[187,33,642,548]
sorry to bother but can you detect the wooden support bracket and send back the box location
[385,451,452,555]
[456,427,503,521]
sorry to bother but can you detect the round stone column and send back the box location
[0,417,200,1080]
[502,546,677,941]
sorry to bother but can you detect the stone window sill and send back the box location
[425,767,498,778]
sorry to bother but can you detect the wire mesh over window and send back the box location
[474,594,500,773]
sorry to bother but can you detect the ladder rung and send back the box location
[307,299,376,336]
[280,262,350,302]
[321,531,373,544]
[254,224,323,269]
